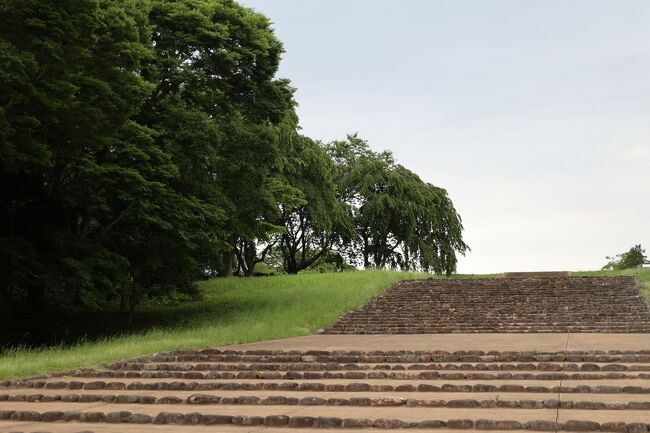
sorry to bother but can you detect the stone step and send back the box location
[3,274,650,431]
[5,390,650,410]
[8,377,650,394]
[0,422,534,433]
[10,387,650,404]
[135,350,650,363]
[503,272,570,278]
[52,369,650,381]
[2,402,650,430]
[2,402,648,430]
[97,361,650,372]
[325,329,650,334]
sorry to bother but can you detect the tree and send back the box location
[603,244,649,270]
[0,0,181,310]
[0,0,232,313]
[0,0,316,314]
[141,0,301,277]
[326,134,468,275]
[277,136,354,274]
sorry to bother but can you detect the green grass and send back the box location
[0,270,425,380]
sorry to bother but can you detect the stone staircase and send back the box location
[3,348,650,431]
[323,276,650,334]
[3,275,650,432]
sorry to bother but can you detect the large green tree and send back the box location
[141,0,300,277]
[0,0,306,313]
[276,136,354,274]
[0,0,187,311]
[326,134,468,275]
[0,0,271,312]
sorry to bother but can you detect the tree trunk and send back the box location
[243,262,255,276]
[362,234,371,268]
[119,294,129,313]
[128,300,135,327]
[65,286,77,306]
[221,235,238,277]
[222,250,234,277]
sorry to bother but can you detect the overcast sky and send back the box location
[241,0,650,274]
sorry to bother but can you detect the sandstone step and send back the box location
[3,274,650,432]
[5,389,650,410]
[52,370,649,381]
[2,402,650,430]
[9,387,650,404]
[134,349,650,363]
[94,361,650,372]
[9,377,650,394]
[503,272,570,278]
[0,422,535,433]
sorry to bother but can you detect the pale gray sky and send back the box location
[242,0,650,274]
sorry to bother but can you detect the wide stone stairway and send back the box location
[324,276,650,334]
[2,275,650,432]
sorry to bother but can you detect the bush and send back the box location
[603,244,649,270]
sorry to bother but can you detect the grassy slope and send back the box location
[1,268,648,380]
[0,270,424,380]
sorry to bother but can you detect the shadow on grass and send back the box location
[0,295,263,351]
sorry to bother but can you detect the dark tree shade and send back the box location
[0,0,170,310]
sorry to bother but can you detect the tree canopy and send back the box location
[326,135,468,275]
[0,0,468,313]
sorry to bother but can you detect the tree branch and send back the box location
[98,202,135,243]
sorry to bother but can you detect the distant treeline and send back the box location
[0,0,467,312]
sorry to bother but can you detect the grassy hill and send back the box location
[1,268,648,380]
[0,270,424,380]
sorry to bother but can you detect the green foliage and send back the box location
[602,244,649,270]
[276,136,354,273]
[302,250,356,273]
[0,0,298,310]
[0,0,170,311]
[0,0,468,316]
[141,0,300,277]
[326,134,468,275]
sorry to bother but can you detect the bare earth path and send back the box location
[2,275,650,432]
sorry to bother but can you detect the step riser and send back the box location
[5,394,650,410]
[38,371,650,380]
[6,381,650,394]
[1,410,649,431]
